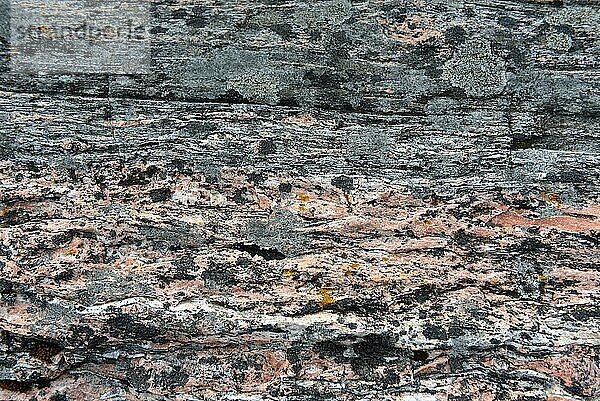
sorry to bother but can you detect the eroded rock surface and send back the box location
[0,0,599,400]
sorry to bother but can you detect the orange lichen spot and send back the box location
[541,191,563,208]
[0,208,8,217]
[538,274,548,282]
[382,257,390,262]
[420,276,434,288]
[298,192,310,202]
[342,263,360,278]
[282,268,294,278]
[65,249,77,256]
[318,288,334,307]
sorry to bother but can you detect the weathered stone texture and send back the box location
[0,0,599,400]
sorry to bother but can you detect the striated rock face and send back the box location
[0,0,599,400]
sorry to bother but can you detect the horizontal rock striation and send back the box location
[0,0,599,400]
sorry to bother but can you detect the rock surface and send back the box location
[0,0,599,400]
